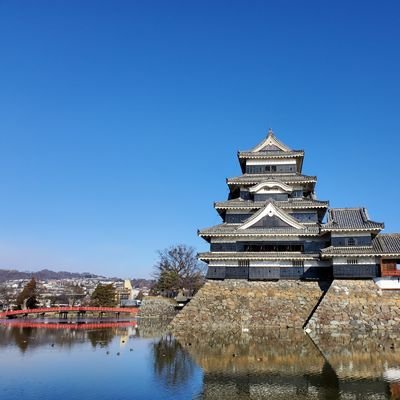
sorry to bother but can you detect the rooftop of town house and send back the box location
[321,208,384,232]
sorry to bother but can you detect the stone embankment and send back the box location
[305,279,400,332]
[137,297,178,337]
[138,297,178,320]
[169,280,325,334]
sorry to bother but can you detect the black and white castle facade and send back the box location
[199,130,400,289]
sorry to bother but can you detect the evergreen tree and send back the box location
[90,283,117,307]
[16,277,38,309]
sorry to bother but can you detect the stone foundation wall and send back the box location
[138,297,178,320]
[305,279,400,331]
[169,280,325,334]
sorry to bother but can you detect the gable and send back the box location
[249,215,293,229]
[251,130,292,153]
[259,144,282,152]
[239,202,304,230]
[249,181,293,194]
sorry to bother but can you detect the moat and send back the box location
[1,319,400,399]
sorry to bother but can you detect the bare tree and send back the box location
[64,283,86,306]
[153,244,205,297]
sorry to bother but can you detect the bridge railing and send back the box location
[0,306,139,318]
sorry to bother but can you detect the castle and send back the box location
[198,130,400,287]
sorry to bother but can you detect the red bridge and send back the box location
[0,306,139,319]
[0,320,137,330]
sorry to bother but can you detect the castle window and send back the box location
[347,258,358,265]
[292,260,304,267]
[238,260,250,267]
[346,237,357,246]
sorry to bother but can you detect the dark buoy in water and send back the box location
[117,352,120,356]
[130,348,133,352]
[51,344,54,347]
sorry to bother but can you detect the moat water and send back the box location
[1,319,400,399]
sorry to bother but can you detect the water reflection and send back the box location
[152,334,197,388]
[174,329,400,399]
[0,319,203,400]
[2,320,400,399]
[0,320,137,352]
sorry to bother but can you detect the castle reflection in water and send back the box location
[1,319,400,399]
[175,328,400,399]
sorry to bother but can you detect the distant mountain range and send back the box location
[0,269,103,282]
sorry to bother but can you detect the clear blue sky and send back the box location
[1,1,399,278]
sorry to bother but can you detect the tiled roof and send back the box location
[214,198,329,210]
[198,223,320,237]
[227,174,317,185]
[320,234,400,257]
[373,234,400,254]
[238,150,304,159]
[244,130,300,153]
[198,252,319,261]
[320,246,377,257]
[321,208,384,232]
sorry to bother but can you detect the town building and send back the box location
[198,130,400,286]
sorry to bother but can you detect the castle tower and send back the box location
[198,130,400,282]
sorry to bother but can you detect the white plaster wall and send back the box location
[333,257,377,264]
[246,159,296,165]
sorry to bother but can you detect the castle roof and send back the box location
[373,234,400,255]
[320,246,377,257]
[214,198,329,211]
[227,173,317,186]
[199,252,319,262]
[321,234,400,258]
[239,202,305,230]
[243,129,301,153]
[235,130,305,173]
[198,222,320,240]
[200,201,323,240]
[321,208,384,233]
[238,150,304,159]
